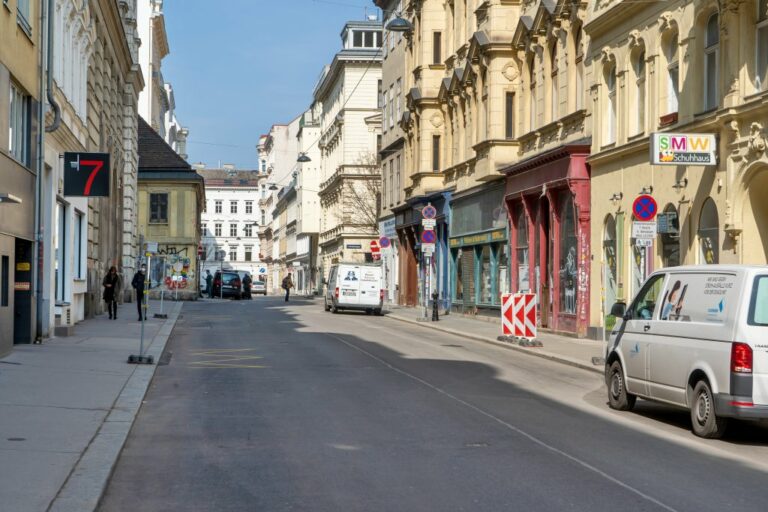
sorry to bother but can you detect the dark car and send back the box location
[211,271,242,299]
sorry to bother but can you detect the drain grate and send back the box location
[157,351,173,366]
[441,344,463,348]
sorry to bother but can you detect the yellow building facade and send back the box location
[585,0,768,336]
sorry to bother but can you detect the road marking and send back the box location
[189,348,268,369]
[325,332,679,512]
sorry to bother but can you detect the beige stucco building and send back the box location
[585,0,768,337]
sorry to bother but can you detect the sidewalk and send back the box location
[0,300,182,512]
[385,305,606,374]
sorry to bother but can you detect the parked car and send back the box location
[211,271,242,299]
[605,265,768,438]
[252,279,267,296]
[323,263,383,315]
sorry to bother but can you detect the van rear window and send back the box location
[748,276,768,326]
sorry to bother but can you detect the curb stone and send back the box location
[385,313,602,375]
[47,302,183,512]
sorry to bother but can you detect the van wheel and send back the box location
[331,304,338,314]
[374,309,382,316]
[691,380,728,439]
[365,309,373,315]
[324,300,331,312]
[607,361,636,411]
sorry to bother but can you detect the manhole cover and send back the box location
[7,437,26,442]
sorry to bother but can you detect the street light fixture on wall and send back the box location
[297,153,311,163]
[0,193,22,204]
[386,15,413,32]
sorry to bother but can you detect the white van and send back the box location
[606,265,768,438]
[323,263,384,315]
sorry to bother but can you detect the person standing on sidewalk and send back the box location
[132,264,147,321]
[102,266,120,320]
[205,270,213,298]
[282,273,294,302]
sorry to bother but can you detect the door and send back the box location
[537,197,551,328]
[0,237,13,353]
[619,273,665,396]
[14,239,33,344]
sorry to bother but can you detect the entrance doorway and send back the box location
[536,197,552,328]
[14,238,33,344]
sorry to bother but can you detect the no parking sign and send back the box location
[632,195,657,222]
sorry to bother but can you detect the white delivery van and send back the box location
[605,265,768,438]
[323,263,384,315]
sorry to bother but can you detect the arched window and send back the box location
[559,194,577,314]
[516,204,529,291]
[704,13,719,110]
[699,198,719,264]
[633,50,646,135]
[665,34,680,114]
[757,0,768,90]
[529,55,537,130]
[660,204,680,267]
[603,215,618,333]
[550,43,559,121]
[604,64,617,145]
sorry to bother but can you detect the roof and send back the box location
[138,117,193,171]
[197,169,264,187]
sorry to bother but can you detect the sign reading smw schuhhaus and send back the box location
[650,133,717,166]
[63,152,111,197]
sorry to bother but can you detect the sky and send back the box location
[162,0,381,169]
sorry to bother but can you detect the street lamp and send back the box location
[386,15,413,33]
[297,153,311,163]
[0,193,22,204]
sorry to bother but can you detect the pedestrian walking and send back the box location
[242,273,252,300]
[205,270,213,298]
[102,266,120,320]
[282,273,294,302]
[132,264,147,321]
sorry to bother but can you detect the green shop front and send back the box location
[449,185,510,317]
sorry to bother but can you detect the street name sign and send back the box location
[64,152,111,197]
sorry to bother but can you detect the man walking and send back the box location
[205,270,213,298]
[103,266,120,320]
[282,272,294,302]
[132,264,147,321]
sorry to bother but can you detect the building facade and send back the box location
[0,0,41,354]
[137,118,203,300]
[585,0,768,338]
[197,167,266,284]
[315,20,383,278]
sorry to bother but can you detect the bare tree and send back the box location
[341,152,381,234]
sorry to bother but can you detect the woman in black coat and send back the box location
[103,266,120,320]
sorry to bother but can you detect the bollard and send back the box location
[431,290,439,321]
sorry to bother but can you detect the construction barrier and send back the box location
[501,293,537,340]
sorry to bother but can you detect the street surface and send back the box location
[99,297,768,512]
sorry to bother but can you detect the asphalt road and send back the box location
[99,297,768,512]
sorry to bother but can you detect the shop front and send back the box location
[448,184,509,318]
[394,192,451,308]
[378,216,398,304]
[502,144,591,337]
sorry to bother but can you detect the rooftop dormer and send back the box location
[340,19,383,50]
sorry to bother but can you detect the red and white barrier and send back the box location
[501,293,537,340]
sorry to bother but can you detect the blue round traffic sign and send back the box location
[422,204,437,220]
[421,230,436,244]
[632,194,657,221]
[379,236,391,249]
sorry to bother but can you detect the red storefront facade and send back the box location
[502,144,591,337]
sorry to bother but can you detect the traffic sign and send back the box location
[421,243,435,254]
[421,204,437,220]
[422,218,436,229]
[379,236,391,249]
[370,240,380,254]
[632,220,657,239]
[421,230,437,244]
[632,194,658,222]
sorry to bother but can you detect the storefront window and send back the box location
[603,215,618,334]
[698,198,719,264]
[630,215,649,296]
[559,195,577,314]
[516,205,529,292]
[479,245,492,304]
[453,248,463,301]
[660,204,680,267]
[462,249,476,304]
[497,244,509,297]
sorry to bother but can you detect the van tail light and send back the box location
[731,342,753,374]
[334,287,339,299]
[379,289,385,300]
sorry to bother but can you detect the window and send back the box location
[479,245,492,304]
[550,44,559,121]
[432,135,440,171]
[9,82,31,166]
[574,28,584,110]
[261,160,266,172]
[353,30,363,47]
[389,86,394,128]
[515,204,529,291]
[433,32,442,65]
[55,201,66,303]
[396,78,402,121]
[529,57,537,130]
[74,212,84,279]
[229,246,238,261]
[395,155,401,204]
[660,204,680,268]
[629,274,665,320]
[1,255,8,307]
[665,35,680,114]
[758,0,768,90]
[389,160,394,207]
[149,193,168,223]
[215,223,222,236]
[245,246,253,262]
[244,224,253,237]
[229,224,238,237]
[230,200,238,214]
[215,200,223,213]
[377,79,383,108]
[559,195,577,314]
[497,244,510,296]
[505,92,515,139]
[699,198,719,264]
[17,0,31,32]
[261,209,266,225]
[453,249,464,301]
[382,86,388,132]
[633,51,646,135]
[605,65,617,145]
[704,13,719,111]
[245,200,253,214]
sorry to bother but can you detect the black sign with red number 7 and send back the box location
[63,152,111,197]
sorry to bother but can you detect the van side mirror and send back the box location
[610,302,627,319]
